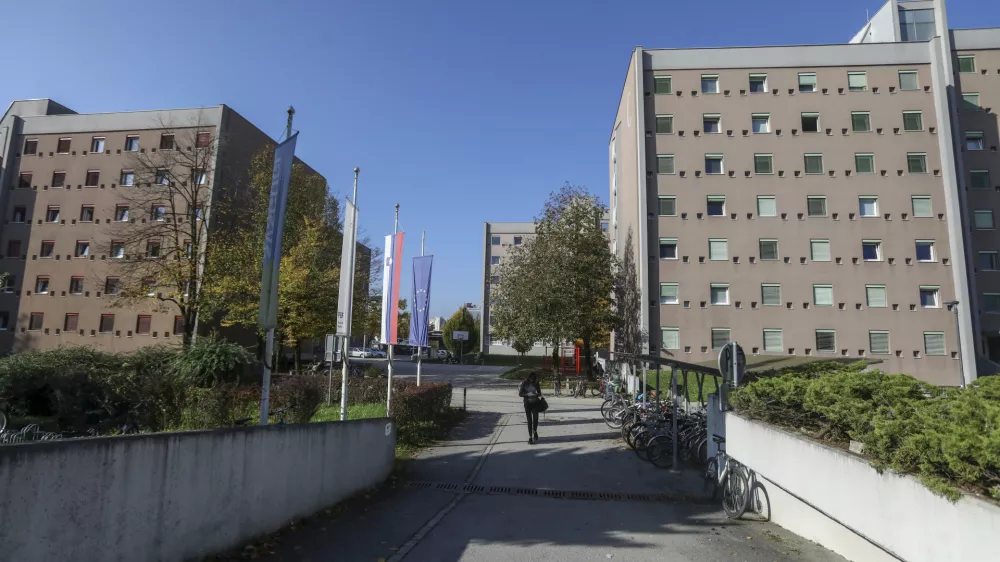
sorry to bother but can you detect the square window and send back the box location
[704,155,724,175]
[514,236,522,246]
[658,196,676,216]
[184,240,193,258]
[159,134,175,150]
[121,170,135,186]
[847,71,867,91]
[862,240,882,261]
[706,196,725,216]
[851,112,871,132]
[191,205,203,221]
[18,173,32,189]
[491,236,500,245]
[751,114,770,134]
[659,238,677,260]
[962,93,981,112]
[958,55,976,73]
[984,294,1000,314]
[801,112,820,132]
[869,331,890,355]
[916,240,935,262]
[116,205,130,221]
[975,210,994,229]
[759,239,779,260]
[143,278,157,297]
[701,74,719,94]
[966,131,985,151]
[490,275,500,285]
[146,240,162,258]
[866,285,887,308]
[156,169,170,185]
[152,205,167,221]
[804,154,824,174]
[99,314,115,334]
[807,196,827,217]
[920,286,940,308]
[855,153,875,174]
[69,277,84,295]
[105,277,120,295]
[655,115,673,134]
[657,155,675,174]
[40,240,54,258]
[85,170,100,187]
[35,276,50,294]
[125,136,140,152]
[763,329,783,352]
[912,196,933,217]
[810,239,831,261]
[903,111,923,132]
[815,330,836,353]
[971,170,991,190]
[23,139,38,155]
[703,114,721,134]
[28,312,44,331]
[710,284,729,305]
[859,197,879,217]
[2,276,15,293]
[196,132,212,148]
[136,315,152,335]
[79,205,94,222]
[490,256,500,265]
[711,328,731,350]
[979,251,999,271]
[51,171,66,188]
[798,72,817,92]
[708,239,728,261]
[761,284,781,306]
[12,206,26,223]
[907,153,927,174]
[757,196,776,217]
[660,283,679,305]
[898,70,919,91]
[661,327,679,350]
[6,240,21,258]
[75,240,90,257]
[749,74,767,93]
[653,76,672,95]
[91,137,105,153]
[754,154,773,174]
[45,206,60,223]
[111,241,125,259]
[62,313,79,332]
[194,169,208,185]
[813,284,834,306]
[924,332,946,356]
[57,138,71,154]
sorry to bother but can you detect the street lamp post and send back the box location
[944,300,965,388]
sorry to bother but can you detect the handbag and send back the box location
[537,397,549,413]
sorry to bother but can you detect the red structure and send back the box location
[542,344,581,375]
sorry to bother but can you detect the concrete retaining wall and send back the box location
[727,414,1000,562]
[0,418,396,562]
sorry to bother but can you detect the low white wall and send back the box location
[0,418,396,562]
[727,414,1000,562]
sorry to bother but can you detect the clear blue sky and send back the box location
[2,0,995,318]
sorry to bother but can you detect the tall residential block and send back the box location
[609,0,998,386]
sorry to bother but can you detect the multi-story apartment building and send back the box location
[609,0,997,386]
[0,99,326,353]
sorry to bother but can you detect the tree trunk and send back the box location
[293,341,302,374]
[583,336,593,380]
[551,342,560,380]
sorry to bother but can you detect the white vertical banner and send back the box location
[258,134,298,330]
[336,199,358,336]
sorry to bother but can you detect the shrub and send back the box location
[180,384,260,429]
[390,382,452,424]
[271,376,324,424]
[171,334,255,387]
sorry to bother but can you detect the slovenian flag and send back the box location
[380,232,405,344]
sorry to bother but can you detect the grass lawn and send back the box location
[311,402,465,457]
[312,403,385,422]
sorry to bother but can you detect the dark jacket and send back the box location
[518,379,542,405]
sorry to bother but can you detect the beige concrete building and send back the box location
[0,99,324,353]
[481,221,538,355]
[609,0,999,385]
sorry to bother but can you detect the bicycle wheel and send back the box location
[590,383,602,397]
[633,430,652,460]
[722,464,750,519]
[0,410,6,433]
[606,406,625,429]
[703,458,719,500]
[622,420,638,446]
[647,435,674,469]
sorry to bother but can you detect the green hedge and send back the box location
[731,362,1000,501]
[390,382,452,424]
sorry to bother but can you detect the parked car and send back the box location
[367,348,387,359]
[349,347,372,358]
[437,349,450,359]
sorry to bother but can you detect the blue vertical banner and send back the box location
[258,133,298,329]
[409,256,433,347]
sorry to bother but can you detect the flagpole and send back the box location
[339,168,360,421]
[387,203,399,416]
[417,230,425,386]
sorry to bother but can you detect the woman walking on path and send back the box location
[518,372,543,444]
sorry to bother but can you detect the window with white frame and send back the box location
[653,76,672,94]
[711,328,731,350]
[903,111,923,131]
[971,170,991,190]
[804,154,824,174]
[491,235,500,245]
[655,114,673,134]
[979,251,999,271]
[751,113,770,133]
[798,72,817,92]
[708,239,728,261]
[853,153,875,174]
[810,239,830,261]
[924,332,946,356]
[701,74,719,94]
[490,256,500,265]
[847,71,867,91]
[869,331,890,355]
[813,284,834,306]
[807,196,827,217]
[815,330,836,353]
[974,210,995,230]
[759,239,778,260]
[156,169,170,185]
[757,196,776,217]
[801,112,820,133]
[125,136,140,152]
[962,93,981,112]
[919,285,940,308]
[661,327,680,350]
[966,131,985,151]
[862,239,882,261]
[958,55,976,73]
[660,283,679,305]
[35,276,50,294]
[866,285,887,308]
[915,240,935,262]
[898,70,919,91]
[763,329,783,353]
[707,196,725,216]
[658,196,676,216]
[911,196,933,217]
[75,240,90,257]
[152,205,167,221]
[710,283,729,305]
[761,283,781,306]
[120,169,135,186]
[91,137,105,153]
[754,154,773,175]
[984,293,1000,313]
[859,196,879,217]
[703,114,721,134]
[659,238,678,259]
[111,241,125,259]
[704,154,724,175]
[749,74,767,93]
[851,111,871,132]
[657,154,675,174]
[907,153,927,174]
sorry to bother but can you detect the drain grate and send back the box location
[401,480,696,503]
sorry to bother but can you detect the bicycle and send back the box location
[704,434,751,519]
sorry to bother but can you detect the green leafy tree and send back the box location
[612,227,646,357]
[397,299,410,342]
[442,306,479,356]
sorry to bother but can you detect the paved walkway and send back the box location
[260,382,845,562]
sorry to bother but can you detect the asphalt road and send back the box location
[349,357,516,389]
